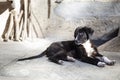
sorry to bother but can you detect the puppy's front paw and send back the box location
[97,62,106,67]
[58,60,64,64]
[107,60,116,66]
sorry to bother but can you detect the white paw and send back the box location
[58,60,63,64]
[67,56,75,62]
[107,60,116,66]
[67,56,76,62]
[97,62,106,67]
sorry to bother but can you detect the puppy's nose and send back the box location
[75,40,80,44]
[75,39,78,42]
[75,39,77,43]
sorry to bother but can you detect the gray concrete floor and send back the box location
[0,39,120,80]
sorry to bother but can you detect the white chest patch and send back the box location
[82,40,94,57]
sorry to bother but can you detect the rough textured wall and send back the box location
[22,0,119,41]
[46,0,120,40]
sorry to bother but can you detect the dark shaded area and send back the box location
[0,2,11,14]
[92,28,119,47]
[1,1,14,41]
[98,37,120,52]
[48,0,51,18]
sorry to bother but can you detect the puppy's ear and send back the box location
[74,27,94,39]
[74,27,81,38]
[83,27,94,39]
[84,27,94,36]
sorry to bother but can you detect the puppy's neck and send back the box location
[82,40,91,46]
[82,40,94,57]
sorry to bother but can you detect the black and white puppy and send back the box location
[74,27,115,67]
[18,27,115,67]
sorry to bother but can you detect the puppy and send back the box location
[74,27,116,67]
[18,27,116,67]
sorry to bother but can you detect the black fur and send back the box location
[18,27,115,67]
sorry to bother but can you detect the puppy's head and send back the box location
[74,26,94,45]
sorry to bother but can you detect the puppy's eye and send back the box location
[79,33,83,36]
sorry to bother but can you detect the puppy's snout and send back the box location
[75,38,79,43]
[75,40,81,45]
[75,40,77,43]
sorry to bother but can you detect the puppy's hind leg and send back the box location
[48,57,63,65]
[63,56,76,62]
[64,51,76,62]
[48,51,65,64]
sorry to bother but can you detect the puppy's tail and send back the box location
[18,51,46,61]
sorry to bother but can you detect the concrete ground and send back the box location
[0,39,120,80]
